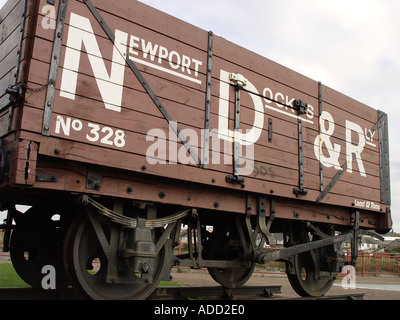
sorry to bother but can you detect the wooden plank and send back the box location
[0,93,11,110]
[213,34,317,98]
[0,0,20,23]
[34,0,208,88]
[274,198,385,230]
[74,0,208,50]
[0,107,10,136]
[321,84,379,124]
[9,139,37,185]
[34,134,384,211]
[0,45,19,79]
[0,0,23,45]
[0,25,20,62]
[0,70,15,97]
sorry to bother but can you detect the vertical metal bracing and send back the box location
[318,82,324,192]
[293,99,308,197]
[243,195,255,254]
[42,0,68,135]
[268,118,273,143]
[378,111,391,204]
[203,31,213,169]
[233,85,241,178]
[351,211,360,266]
[258,196,276,247]
[297,119,305,192]
[226,78,245,187]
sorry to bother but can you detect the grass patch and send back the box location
[0,263,181,288]
[159,280,182,287]
[0,264,30,288]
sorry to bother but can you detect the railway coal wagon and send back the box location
[0,0,392,299]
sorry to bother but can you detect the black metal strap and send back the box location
[42,0,68,135]
[351,211,360,266]
[293,100,308,197]
[226,81,245,187]
[83,0,202,166]
[268,118,273,142]
[318,82,324,192]
[233,84,242,177]
[202,31,213,169]
[316,154,354,204]
[377,111,390,204]
[257,196,276,247]
[257,232,353,264]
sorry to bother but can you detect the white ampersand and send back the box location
[314,111,342,170]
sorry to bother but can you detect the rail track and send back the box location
[0,286,364,300]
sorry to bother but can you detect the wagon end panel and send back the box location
[0,0,40,187]
[0,0,39,126]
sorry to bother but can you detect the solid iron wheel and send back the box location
[64,214,165,300]
[10,206,71,290]
[286,251,335,297]
[206,225,255,289]
[286,230,336,297]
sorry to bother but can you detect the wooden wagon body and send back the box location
[0,0,393,300]
[0,0,391,231]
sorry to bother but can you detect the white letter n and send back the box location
[60,13,128,112]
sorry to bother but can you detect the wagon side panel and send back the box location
[15,0,390,220]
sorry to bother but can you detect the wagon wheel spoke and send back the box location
[63,212,165,300]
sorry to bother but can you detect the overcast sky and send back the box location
[0,0,399,232]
